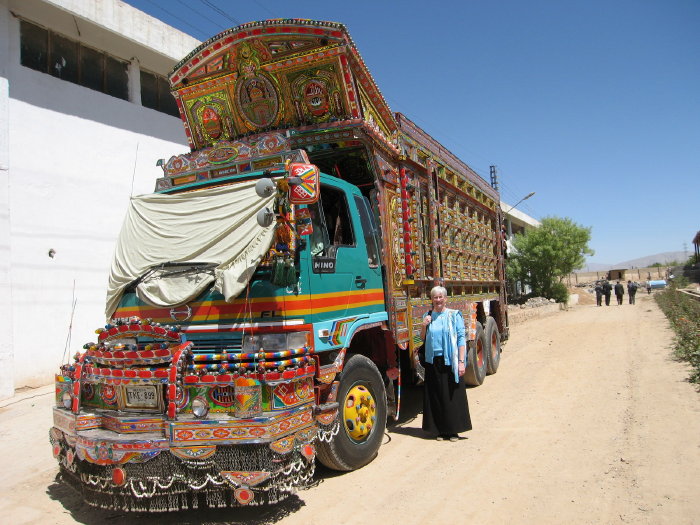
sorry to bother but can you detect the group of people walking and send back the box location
[594,279,640,306]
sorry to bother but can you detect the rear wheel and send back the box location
[316,354,387,471]
[485,317,501,375]
[464,322,487,386]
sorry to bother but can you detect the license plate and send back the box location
[124,385,158,408]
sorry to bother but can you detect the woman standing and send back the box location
[420,286,472,441]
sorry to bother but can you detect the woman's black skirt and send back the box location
[422,356,472,435]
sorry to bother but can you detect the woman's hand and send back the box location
[422,315,432,327]
[458,346,467,376]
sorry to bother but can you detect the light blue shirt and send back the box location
[424,308,467,383]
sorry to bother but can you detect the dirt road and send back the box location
[2,292,699,525]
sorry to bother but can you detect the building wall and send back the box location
[0,4,14,399]
[0,0,200,399]
[565,266,670,286]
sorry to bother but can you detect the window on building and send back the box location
[50,32,78,83]
[140,70,180,118]
[105,55,128,100]
[19,19,128,101]
[19,20,48,72]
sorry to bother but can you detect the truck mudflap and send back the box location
[49,401,339,510]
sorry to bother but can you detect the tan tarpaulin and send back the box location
[105,180,276,319]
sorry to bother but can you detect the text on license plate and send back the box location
[125,385,158,407]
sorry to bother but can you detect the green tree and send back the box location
[684,254,699,266]
[507,217,593,301]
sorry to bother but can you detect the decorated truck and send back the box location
[50,19,508,511]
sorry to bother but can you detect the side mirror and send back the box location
[287,163,320,204]
[256,207,275,227]
[255,177,276,198]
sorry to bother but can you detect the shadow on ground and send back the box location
[386,383,434,439]
[47,473,311,525]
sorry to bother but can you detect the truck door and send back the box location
[308,181,383,322]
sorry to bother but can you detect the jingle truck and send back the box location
[50,19,508,511]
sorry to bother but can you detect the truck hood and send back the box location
[106,179,276,319]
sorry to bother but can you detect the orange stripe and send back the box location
[114,289,385,320]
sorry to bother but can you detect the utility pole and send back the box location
[489,165,498,191]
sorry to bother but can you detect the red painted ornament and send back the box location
[112,467,127,486]
[301,443,316,462]
[234,487,254,505]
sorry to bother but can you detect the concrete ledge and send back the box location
[508,302,563,324]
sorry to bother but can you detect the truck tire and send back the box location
[464,322,487,386]
[316,354,387,471]
[485,316,501,375]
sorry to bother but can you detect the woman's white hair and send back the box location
[430,285,447,298]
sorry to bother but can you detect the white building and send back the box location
[0,0,200,399]
[501,202,540,252]
[501,201,540,297]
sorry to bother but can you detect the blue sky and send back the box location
[124,0,699,265]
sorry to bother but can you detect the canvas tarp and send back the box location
[105,180,276,319]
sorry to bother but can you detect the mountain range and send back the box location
[581,251,689,272]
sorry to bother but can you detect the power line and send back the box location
[251,0,279,18]
[199,0,243,26]
[142,0,210,38]
[175,0,228,33]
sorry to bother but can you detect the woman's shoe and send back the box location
[449,435,459,442]
[436,435,445,441]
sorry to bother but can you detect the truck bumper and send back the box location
[49,404,329,510]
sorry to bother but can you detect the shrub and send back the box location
[549,281,569,303]
[655,288,700,385]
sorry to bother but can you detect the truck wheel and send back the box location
[485,317,501,375]
[316,354,387,471]
[464,322,487,386]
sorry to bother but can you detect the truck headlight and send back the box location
[287,332,308,349]
[241,332,309,352]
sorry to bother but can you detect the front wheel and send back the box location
[316,354,387,471]
[464,322,487,386]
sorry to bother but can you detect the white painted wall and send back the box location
[0,3,14,399]
[0,0,201,399]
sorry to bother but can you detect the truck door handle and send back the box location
[355,276,367,287]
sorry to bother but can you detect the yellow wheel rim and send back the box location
[343,384,377,442]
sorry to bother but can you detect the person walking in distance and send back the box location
[420,286,472,442]
[594,281,603,306]
[614,280,625,305]
[602,280,613,306]
[627,280,638,304]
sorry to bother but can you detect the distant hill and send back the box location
[580,251,688,273]
[615,251,688,269]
